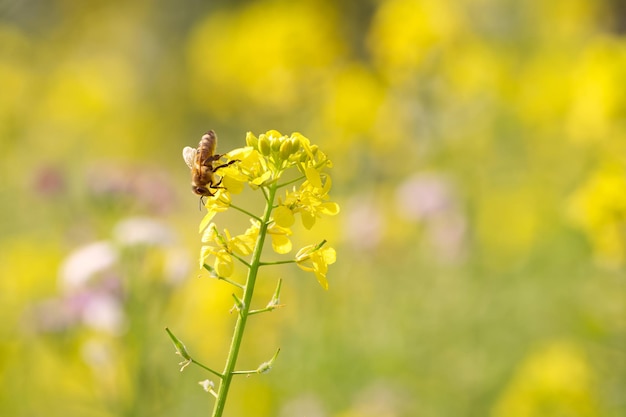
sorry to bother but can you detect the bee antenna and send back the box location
[199,196,205,211]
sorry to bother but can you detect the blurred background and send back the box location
[1,0,625,416]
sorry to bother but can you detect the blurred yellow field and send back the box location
[0,1,624,416]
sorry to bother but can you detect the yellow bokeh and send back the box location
[186,0,344,117]
[568,162,626,267]
[493,341,600,417]
[567,37,626,143]
[368,0,463,83]
[1,1,624,415]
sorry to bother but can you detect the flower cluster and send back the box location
[275,168,340,230]
[197,130,339,288]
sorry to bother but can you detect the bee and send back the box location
[183,130,237,206]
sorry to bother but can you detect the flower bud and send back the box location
[290,136,301,152]
[279,140,293,160]
[270,135,282,152]
[258,135,271,156]
[245,132,258,148]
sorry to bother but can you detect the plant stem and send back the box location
[192,359,223,379]
[211,183,277,417]
[258,259,296,266]
[229,203,262,222]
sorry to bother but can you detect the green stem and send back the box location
[248,305,284,315]
[192,359,223,379]
[229,203,262,222]
[231,253,251,268]
[211,183,277,417]
[276,174,305,189]
[203,264,245,289]
[258,259,296,266]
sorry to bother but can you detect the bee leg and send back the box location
[209,177,224,189]
[213,159,239,171]
[207,178,232,193]
[201,154,222,166]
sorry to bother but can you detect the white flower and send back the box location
[113,217,174,246]
[395,173,454,221]
[80,292,126,335]
[59,241,118,291]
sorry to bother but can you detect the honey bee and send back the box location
[183,130,236,205]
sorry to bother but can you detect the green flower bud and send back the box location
[270,135,282,152]
[290,136,301,152]
[279,139,293,159]
[246,132,258,148]
[258,135,271,156]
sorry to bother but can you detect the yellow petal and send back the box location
[295,244,315,261]
[199,245,212,268]
[201,223,217,243]
[215,253,234,277]
[314,271,329,290]
[319,202,340,215]
[305,166,323,189]
[251,170,272,186]
[301,211,316,229]
[295,260,314,272]
[199,211,217,233]
[273,205,295,227]
[323,247,337,265]
[304,167,322,188]
[271,234,292,254]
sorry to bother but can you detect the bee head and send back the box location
[193,185,211,196]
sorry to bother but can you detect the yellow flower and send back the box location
[266,222,292,254]
[230,221,259,256]
[199,190,232,233]
[279,171,340,229]
[199,224,234,276]
[248,130,310,173]
[295,243,336,290]
[200,244,234,278]
[199,222,259,277]
[224,145,272,189]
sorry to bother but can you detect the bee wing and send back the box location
[182,146,197,169]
